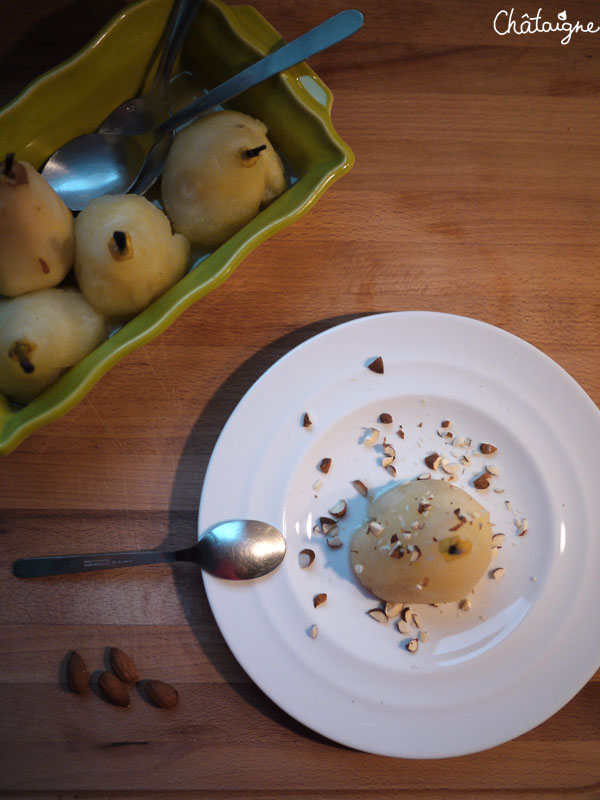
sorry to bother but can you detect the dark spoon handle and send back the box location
[13,549,180,578]
[152,0,204,98]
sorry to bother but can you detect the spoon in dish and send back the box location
[41,8,364,210]
[12,519,286,580]
[98,0,204,136]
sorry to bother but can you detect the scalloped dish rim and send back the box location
[0,0,354,454]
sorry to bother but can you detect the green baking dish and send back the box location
[0,0,354,455]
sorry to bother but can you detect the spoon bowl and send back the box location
[193,519,286,580]
[41,133,146,211]
[12,519,286,580]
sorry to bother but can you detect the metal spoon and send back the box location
[98,0,204,136]
[42,9,364,210]
[12,520,286,580]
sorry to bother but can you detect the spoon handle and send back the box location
[151,0,204,98]
[132,9,363,195]
[156,9,364,137]
[13,549,179,578]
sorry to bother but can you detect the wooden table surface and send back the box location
[1,0,600,796]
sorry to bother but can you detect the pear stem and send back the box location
[242,145,267,160]
[2,153,14,176]
[9,341,35,374]
[109,230,133,261]
[113,231,128,252]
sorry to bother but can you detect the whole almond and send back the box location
[109,647,139,684]
[99,671,130,707]
[144,679,179,710]
[66,650,89,694]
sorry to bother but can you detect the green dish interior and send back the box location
[0,0,354,454]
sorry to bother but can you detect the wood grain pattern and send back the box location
[1,0,600,795]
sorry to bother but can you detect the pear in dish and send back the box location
[0,155,74,297]
[0,287,107,403]
[74,194,190,317]
[161,110,286,249]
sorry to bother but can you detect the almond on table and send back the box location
[66,651,89,695]
[109,647,139,684]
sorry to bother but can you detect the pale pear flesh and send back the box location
[350,480,494,604]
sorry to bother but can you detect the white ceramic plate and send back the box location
[198,311,600,758]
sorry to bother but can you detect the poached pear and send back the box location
[74,194,191,317]
[0,154,74,297]
[0,287,107,404]
[161,110,286,249]
[350,480,494,605]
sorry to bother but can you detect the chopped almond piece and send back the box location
[368,356,384,374]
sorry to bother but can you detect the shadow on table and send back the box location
[0,0,128,107]
[167,312,372,750]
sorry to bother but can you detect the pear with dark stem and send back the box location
[161,110,286,249]
[0,288,107,403]
[0,154,74,297]
[74,194,190,317]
